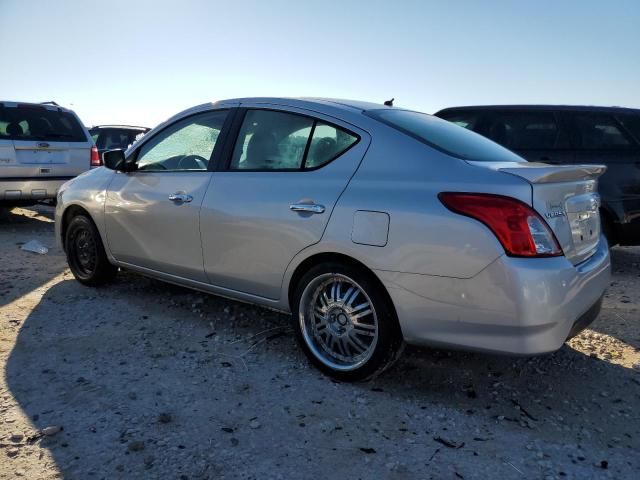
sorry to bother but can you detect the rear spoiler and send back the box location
[467,161,606,184]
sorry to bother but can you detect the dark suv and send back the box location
[434,105,640,246]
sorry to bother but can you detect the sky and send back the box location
[1,0,639,128]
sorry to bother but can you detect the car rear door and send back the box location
[104,109,230,282]
[200,106,369,299]
[0,103,91,181]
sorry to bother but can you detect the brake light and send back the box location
[438,192,562,257]
[90,145,101,167]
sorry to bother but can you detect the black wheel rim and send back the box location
[70,227,98,277]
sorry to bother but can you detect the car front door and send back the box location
[200,106,369,299]
[104,109,230,281]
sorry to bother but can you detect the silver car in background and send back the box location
[55,98,610,381]
[1,101,97,205]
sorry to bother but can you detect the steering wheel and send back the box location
[178,154,208,170]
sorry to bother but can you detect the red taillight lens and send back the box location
[90,145,101,167]
[438,192,563,257]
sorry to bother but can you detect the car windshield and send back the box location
[366,109,524,162]
[0,105,87,142]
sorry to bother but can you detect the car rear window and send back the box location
[367,109,523,162]
[0,105,87,142]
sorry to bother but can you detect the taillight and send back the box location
[438,192,562,257]
[90,145,101,167]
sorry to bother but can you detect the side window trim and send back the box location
[220,107,361,172]
[219,108,248,171]
[125,108,233,173]
[300,121,317,170]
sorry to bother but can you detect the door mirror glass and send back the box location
[102,148,126,171]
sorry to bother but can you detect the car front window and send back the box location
[136,111,227,171]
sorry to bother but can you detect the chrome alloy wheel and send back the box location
[299,273,379,371]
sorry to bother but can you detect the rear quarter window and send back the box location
[367,109,523,162]
[0,105,87,142]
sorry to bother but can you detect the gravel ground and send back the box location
[1,205,639,480]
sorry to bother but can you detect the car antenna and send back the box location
[384,98,394,107]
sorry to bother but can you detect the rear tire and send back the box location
[292,262,404,381]
[65,215,117,286]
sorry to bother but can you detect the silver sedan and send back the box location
[55,98,611,381]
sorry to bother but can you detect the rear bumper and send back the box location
[0,177,74,202]
[376,236,611,355]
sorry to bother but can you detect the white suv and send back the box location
[0,101,97,205]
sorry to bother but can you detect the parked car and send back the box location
[55,98,610,381]
[0,101,97,206]
[434,105,640,246]
[88,125,149,157]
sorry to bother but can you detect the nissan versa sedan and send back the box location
[55,98,611,381]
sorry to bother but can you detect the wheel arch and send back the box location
[60,204,97,252]
[286,251,398,323]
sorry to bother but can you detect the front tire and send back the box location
[292,262,404,381]
[65,215,117,286]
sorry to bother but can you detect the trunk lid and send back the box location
[12,140,91,177]
[468,161,606,265]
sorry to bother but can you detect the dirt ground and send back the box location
[1,205,639,480]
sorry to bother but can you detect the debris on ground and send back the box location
[20,240,48,255]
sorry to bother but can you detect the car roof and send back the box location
[0,100,75,113]
[154,97,397,136]
[217,97,392,113]
[436,104,640,114]
[90,125,149,131]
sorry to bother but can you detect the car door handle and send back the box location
[289,203,325,214]
[168,193,193,203]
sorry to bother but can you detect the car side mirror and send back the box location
[102,149,127,171]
